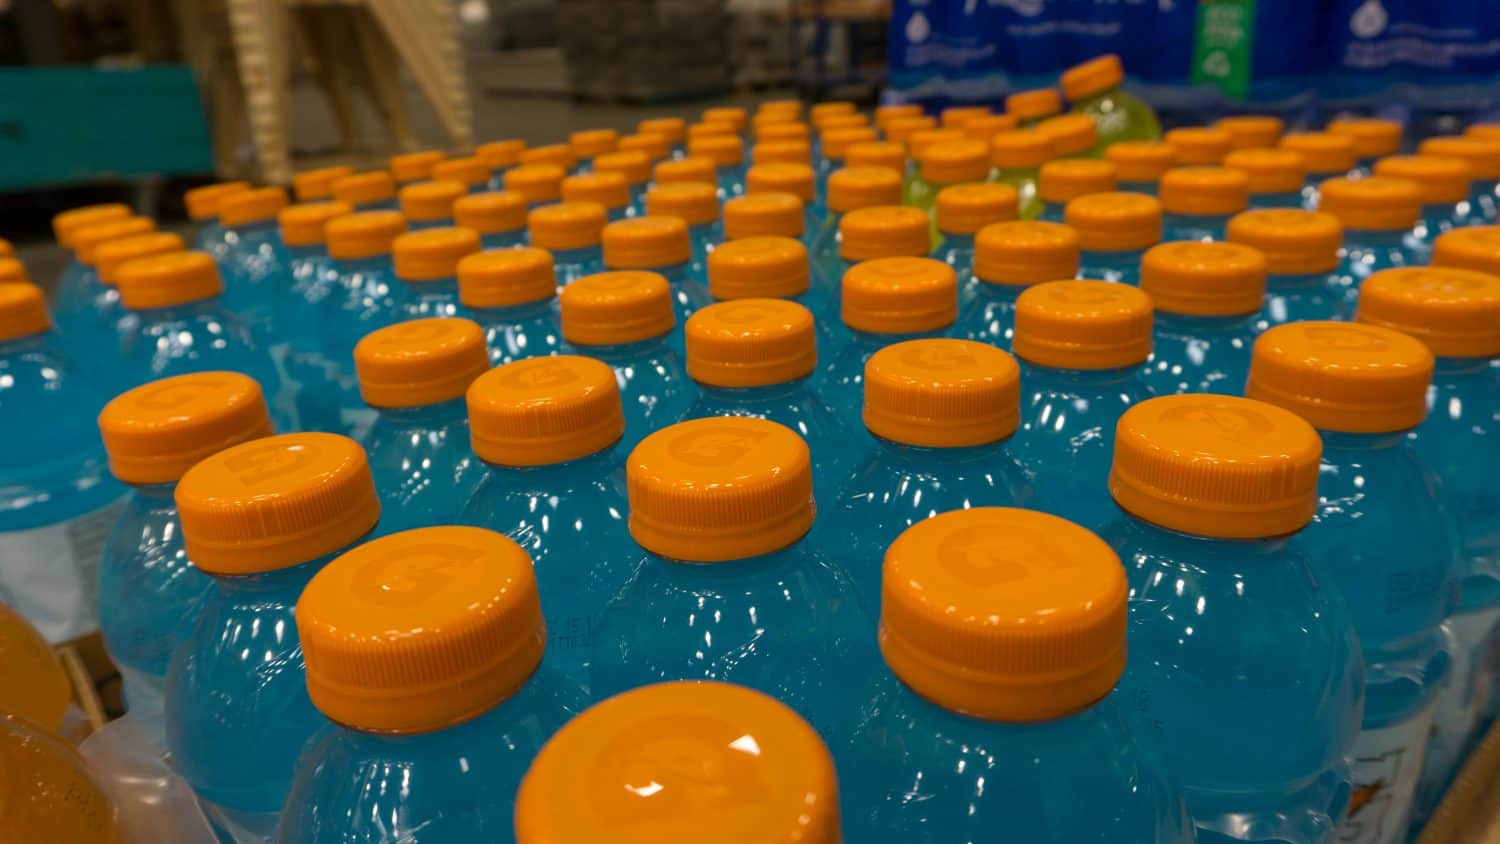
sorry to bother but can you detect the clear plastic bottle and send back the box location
[1227,209,1348,331]
[934,183,1020,293]
[1102,394,1363,844]
[457,247,565,366]
[166,432,380,839]
[398,179,466,230]
[1138,241,1267,396]
[1318,177,1423,313]
[1373,155,1477,264]
[747,162,822,235]
[953,220,1079,347]
[1062,54,1162,155]
[1280,132,1357,210]
[80,231,186,385]
[646,181,722,269]
[276,201,356,434]
[816,125,876,199]
[990,130,1053,220]
[810,165,903,289]
[569,128,619,176]
[706,236,835,342]
[592,151,652,216]
[478,139,525,190]
[505,164,567,211]
[454,191,529,250]
[1105,141,1178,196]
[1065,191,1161,284]
[1225,148,1308,210]
[1216,114,1285,151]
[688,133,748,200]
[561,171,633,222]
[276,526,585,844]
[53,215,155,343]
[602,217,712,354]
[528,201,608,285]
[216,187,292,348]
[330,171,399,213]
[51,203,131,308]
[1422,135,1500,224]
[391,227,482,321]
[184,181,251,253]
[904,138,992,224]
[821,205,932,325]
[0,713,127,844]
[1159,166,1250,242]
[320,210,408,375]
[1328,117,1403,177]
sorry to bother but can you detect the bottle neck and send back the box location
[700,379,810,403]
[1266,269,1334,291]
[872,435,1014,466]
[287,244,327,261]
[847,324,952,346]
[402,277,459,297]
[1124,514,1296,556]
[374,397,468,426]
[552,244,602,263]
[939,233,975,252]
[480,443,619,480]
[334,255,394,275]
[128,481,179,503]
[970,280,1026,304]
[1343,229,1407,249]
[1020,360,1145,388]
[579,333,674,361]
[210,553,340,597]
[130,297,223,321]
[0,333,49,356]
[1432,355,1492,377]
[993,166,1039,182]
[1318,429,1409,453]
[1153,309,1256,332]
[470,297,555,321]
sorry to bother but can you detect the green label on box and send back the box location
[1192,0,1255,100]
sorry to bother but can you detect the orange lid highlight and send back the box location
[1466,124,1500,143]
[1224,148,1307,195]
[0,239,10,260]
[1418,136,1500,181]
[560,271,675,346]
[1328,118,1403,159]
[0,603,71,730]
[708,237,809,300]
[884,115,937,143]
[53,203,131,246]
[936,183,1019,234]
[1317,177,1422,231]
[99,372,273,485]
[185,182,251,221]
[603,216,691,268]
[919,138,991,184]
[757,122,811,145]
[593,151,652,187]
[815,112,868,134]
[973,220,1080,286]
[639,117,686,145]
[653,156,718,186]
[1216,115,1285,150]
[1356,267,1500,358]
[398,180,466,223]
[841,257,957,333]
[863,339,1020,447]
[1165,126,1234,165]
[0,257,22,286]
[1005,88,1061,123]
[514,680,839,844]
[1141,241,1267,316]
[175,432,379,575]
[1105,142,1177,183]
[1159,166,1250,216]
[990,130,1054,168]
[1432,226,1500,276]
[519,144,577,172]
[390,151,445,184]
[962,114,1020,142]
[845,140,908,174]
[1036,114,1097,157]
[619,133,672,162]
[454,191,528,235]
[875,103,924,130]
[1374,155,1474,204]
[477,139,526,170]
[688,121,737,142]
[723,193,804,239]
[458,247,556,309]
[74,217,156,264]
[1061,53,1125,100]
[751,140,812,166]
[1065,192,1162,252]
[702,106,748,131]
[116,251,223,310]
[1038,158,1117,204]
[504,164,566,206]
[752,111,797,135]
[646,182,720,226]
[468,356,624,466]
[1279,132,1357,175]
[94,232,185,285]
[1226,209,1342,275]
[278,201,353,248]
[355,317,490,408]
[570,128,619,159]
[839,205,930,261]
[1247,321,1433,433]
[745,163,815,202]
[392,226,482,282]
[880,507,1127,721]
[811,100,857,121]
[299,526,544,733]
[429,157,490,190]
[528,201,608,251]
[908,129,966,160]
[940,105,992,129]
[331,171,397,207]
[687,299,816,388]
[826,165,903,213]
[687,134,744,167]
[0,284,50,341]
[293,165,354,201]
[1013,281,1153,370]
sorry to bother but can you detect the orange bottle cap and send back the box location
[702,105,748,131]
[184,182,251,221]
[331,171,397,207]
[973,220,1080,286]
[0,284,50,341]
[93,232,186,286]
[298,526,544,733]
[686,134,744,167]
[528,201,608,251]
[1005,88,1061,122]
[1466,123,1500,143]
[1036,114,1096,157]
[1432,225,1500,276]
[74,217,156,264]
[278,201,353,248]
[477,139,527,170]
[875,103,924,129]
[519,144,577,172]
[618,133,672,162]
[1061,53,1125,100]
[1279,132,1357,175]
[504,164,567,205]
[560,271,675,346]
[467,356,624,466]
[1105,142,1178,183]
[940,105,993,129]
[863,338,1020,447]
[175,432,379,575]
[639,117,686,144]
[392,226,482,282]
[354,317,490,409]
[880,507,1127,721]
[1064,192,1162,252]
[1247,321,1433,433]
[919,138,990,184]
[723,193,804,240]
[845,140,908,174]
[116,251,223,310]
[962,113,1020,143]
[757,121,811,144]
[884,114,938,143]
[745,163,816,202]
[1109,394,1321,538]
[53,203,131,246]
[0,257,22,285]
[458,247,556,309]
[0,603,72,730]
[1328,118,1403,159]
[1141,241,1267,316]
[454,191,528,235]
[907,129,966,160]
[1226,209,1342,275]
[816,111,867,133]
[1038,158,1117,204]
[688,121,737,142]
[1159,166,1250,216]
[1355,267,1500,358]
[390,150,446,183]
[839,205,930,261]
[1418,136,1500,181]
[1216,115,1286,150]
[569,128,620,159]
[514,680,839,844]
[1224,148,1307,195]
[936,183,1019,234]
[708,236,809,300]
[826,165,903,213]
[398,180,466,223]
[990,130,1054,169]
[1374,154,1474,204]
[430,156,490,189]
[751,140,812,166]
[646,182,720,226]
[841,256,957,333]
[653,156,718,186]
[0,239,10,260]
[811,100,857,121]
[1317,177,1422,231]
[99,372,273,485]
[687,299,817,388]
[752,111,798,135]
[603,216,691,268]
[1165,126,1235,165]
[293,165,354,202]
[1014,281,1153,370]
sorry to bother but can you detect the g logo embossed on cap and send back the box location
[666,424,771,468]
[374,318,454,345]
[936,524,1074,587]
[1159,401,1275,440]
[1394,268,1487,293]
[221,439,319,487]
[590,715,771,826]
[131,374,236,410]
[1300,323,1392,351]
[353,542,484,609]
[714,301,777,325]
[1044,282,1125,305]
[500,358,581,390]
[899,340,976,371]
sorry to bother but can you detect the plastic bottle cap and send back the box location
[751,140,812,166]
[723,193,804,240]
[477,139,527,170]
[0,257,22,285]
[73,217,156,264]
[570,128,620,159]
[458,247,556,309]
[863,339,1020,447]
[1418,136,1500,181]
[1279,132,1357,175]
[293,165,354,202]
[688,121,737,142]
[1004,88,1061,122]
[278,201,354,248]
[686,134,744,167]
[1466,124,1500,143]
[1247,321,1433,433]
[936,183,1019,235]
[519,144,577,172]
[884,115,937,143]
[653,156,718,187]
[1223,148,1307,195]
[453,191,528,235]
[990,130,1054,168]
[116,251,223,310]
[639,117,686,144]
[961,114,1020,143]
[94,232,188,286]
[973,220,1080,286]
[184,182,251,221]
[564,170,633,209]
[298,526,544,734]
[1109,394,1321,539]
[398,180,467,223]
[390,150,446,183]
[1036,115,1097,157]
[1226,209,1342,275]
[514,680,839,844]
[1355,267,1500,358]
[812,100,857,120]
[702,106,748,131]
[1037,159,1117,204]
[1064,192,1162,252]
[1432,226,1500,276]
[687,299,816,388]
[646,182,720,226]
[880,507,1127,721]
[560,271,675,346]
[841,256,957,333]
[1013,280,1153,370]
[467,356,624,466]
[760,101,801,116]
[619,133,672,162]
[1328,118,1403,159]
[0,603,72,730]
[1317,177,1422,231]
[1373,155,1474,204]
[175,432,379,574]
[98,372,273,484]
[331,171,397,207]
[1158,166,1250,216]
[53,203,131,246]
[708,236,809,300]
[1215,115,1285,150]
[0,284,50,341]
[504,164,567,205]
[1165,127,1235,165]
[752,112,797,135]
[530,198,611,251]
[1060,53,1125,100]
[826,165,903,213]
[757,122,811,144]
[430,156,491,189]
[602,216,691,269]
[392,226,482,282]
[940,105,992,129]
[1105,142,1178,183]
[1140,241,1267,316]
[907,129,966,160]
[838,205,930,262]
[815,111,868,133]
[875,103,923,130]
[918,138,990,184]
[0,239,10,259]
[845,141,908,174]
[355,317,490,409]
[745,163,816,202]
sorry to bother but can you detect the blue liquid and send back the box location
[654,262,713,354]
[397,276,464,320]
[406,217,452,232]
[470,298,564,366]
[717,165,746,199]
[1163,212,1232,243]
[952,281,1024,347]
[1249,191,1306,211]
[462,449,632,686]
[627,184,647,217]
[321,255,400,434]
[1403,202,1477,266]
[52,258,101,329]
[1038,201,1066,224]
[551,245,605,286]
[936,233,977,294]
[809,212,846,297]
[52,260,121,371]
[562,335,695,452]
[480,230,527,251]
[1333,231,1411,317]
[360,399,484,535]
[194,219,230,254]
[1120,180,1160,197]
[1301,175,1346,212]
[1467,183,1498,224]
[219,219,290,346]
[1253,271,1347,333]
[1079,247,1146,285]
[280,244,348,433]
[816,326,951,418]
[687,222,719,270]
[1140,311,1258,396]
[686,380,852,504]
[1103,517,1363,843]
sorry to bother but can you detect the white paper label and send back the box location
[1413,607,1500,816]
[1337,705,1437,844]
[0,498,127,642]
